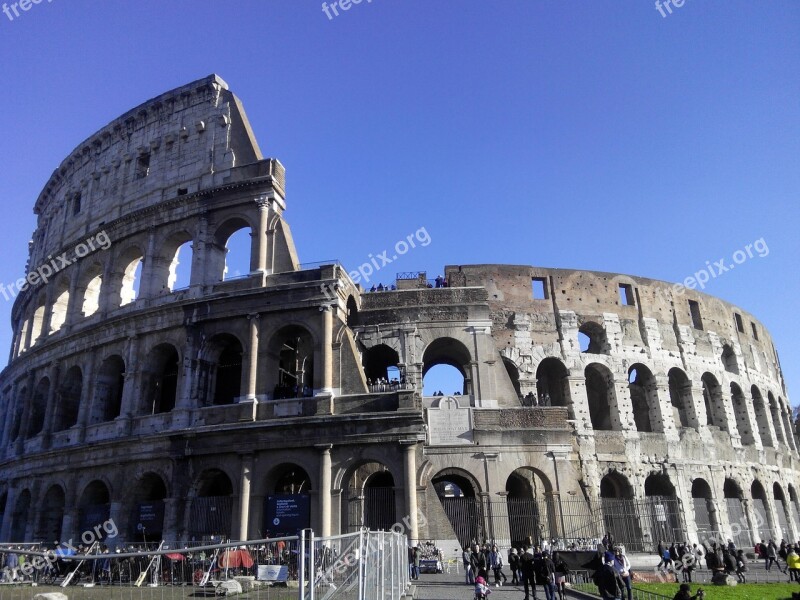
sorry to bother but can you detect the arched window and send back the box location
[585,363,617,431]
[730,383,754,445]
[120,255,143,306]
[269,326,314,400]
[29,302,46,346]
[92,355,125,423]
[27,377,49,438]
[668,368,694,429]
[628,364,659,433]
[422,337,471,397]
[168,240,193,291]
[751,386,773,447]
[82,273,103,317]
[768,392,786,445]
[722,344,738,374]
[199,335,244,406]
[578,322,607,354]
[222,225,253,280]
[50,279,70,333]
[691,479,717,540]
[54,366,82,431]
[535,357,570,408]
[142,344,179,414]
[701,373,728,432]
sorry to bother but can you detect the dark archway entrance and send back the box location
[600,472,645,551]
[432,471,483,547]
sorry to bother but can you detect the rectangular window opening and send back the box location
[72,193,81,216]
[751,322,759,340]
[135,153,151,180]
[689,299,703,330]
[618,283,635,306]
[532,277,548,300]
[734,313,744,333]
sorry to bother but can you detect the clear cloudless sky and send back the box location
[0,1,797,401]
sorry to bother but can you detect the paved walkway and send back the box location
[412,571,575,600]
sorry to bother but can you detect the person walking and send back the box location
[520,548,537,600]
[462,546,474,585]
[595,551,625,600]
[553,551,570,600]
[509,548,520,585]
[613,547,633,600]
[489,544,507,587]
[735,549,748,583]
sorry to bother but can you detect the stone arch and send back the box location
[535,356,571,409]
[601,471,634,499]
[342,460,396,533]
[722,344,739,374]
[506,467,554,546]
[578,321,608,354]
[211,216,255,282]
[701,372,728,432]
[730,383,755,445]
[189,468,235,541]
[644,473,676,497]
[26,376,49,438]
[78,263,104,317]
[49,276,71,333]
[600,471,643,549]
[28,296,48,347]
[127,472,168,541]
[91,355,125,423]
[691,478,718,540]
[668,368,694,429]
[54,366,82,432]
[430,467,483,547]
[751,385,773,447]
[36,484,65,542]
[198,333,244,406]
[115,246,144,307]
[362,344,401,383]
[773,482,792,540]
[10,489,31,541]
[751,480,772,541]
[154,230,194,294]
[502,357,522,400]
[78,480,111,537]
[140,343,180,415]
[767,392,786,445]
[265,324,315,399]
[585,363,618,431]
[628,364,660,433]
[422,337,472,395]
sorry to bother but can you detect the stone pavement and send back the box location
[412,570,575,600]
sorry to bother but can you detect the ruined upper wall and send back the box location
[445,264,787,393]
[28,75,266,268]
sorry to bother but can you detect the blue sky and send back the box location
[0,1,798,401]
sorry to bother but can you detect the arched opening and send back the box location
[578,322,607,354]
[751,480,772,542]
[431,469,483,547]
[29,302,47,346]
[644,473,685,547]
[9,387,26,441]
[600,472,644,551]
[81,270,103,317]
[722,344,738,374]
[265,465,312,537]
[668,368,694,429]
[270,326,314,399]
[780,398,796,452]
[362,344,401,386]
[168,239,193,292]
[37,485,65,542]
[691,478,718,541]
[198,334,244,406]
[222,226,253,281]
[190,469,234,541]
[346,296,359,327]
[701,373,727,431]
[49,279,70,333]
[141,344,179,415]
[344,463,396,534]
[119,254,143,306]
[422,338,471,397]
[751,386,773,447]
[10,489,31,541]
[54,366,82,432]
[129,473,168,542]
[768,392,786,445]
[585,363,617,431]
[628,364,659,433]
[506,469,554,546]
[773,483,791,541]
[503,358,522,400]
[730,383,754,445]
[724,479,750,549]
[535,357,570,408]
[92,355,125,423]
[788,485,800,537]
[78,481,111,538]
[26,377,49,438]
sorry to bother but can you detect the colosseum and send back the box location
[0,74,797,555]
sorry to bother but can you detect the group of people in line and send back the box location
[461,541,571,600]
[366,377,409,393]
[522,392,552,407]
[656,537,800,584]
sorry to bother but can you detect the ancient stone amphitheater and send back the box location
[0,75,796,553]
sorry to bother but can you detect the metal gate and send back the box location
[602,498,645,551]
[775,499,791,540]
[188,496,233,539]
[752,498,770,541]
[725,498,752,548]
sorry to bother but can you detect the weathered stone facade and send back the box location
[0,76,796,551]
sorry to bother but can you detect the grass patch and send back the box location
[574,581,800,599]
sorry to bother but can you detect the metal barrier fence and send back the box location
[307,529,409,600]
[0,537,300,599]
[435,496,687,553]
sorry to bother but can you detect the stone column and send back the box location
[139,226,157,299]
[75,354,96,443]
[254,196,271,275]
[319,305,334,395]
[163,498,181,540]
[40,361,60,447]
[238,454,253,541]
[403,442,419,543]
[0,487,16,541]
[318,444,333,538]
[242,314,260,415]
[119,335,140,422]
